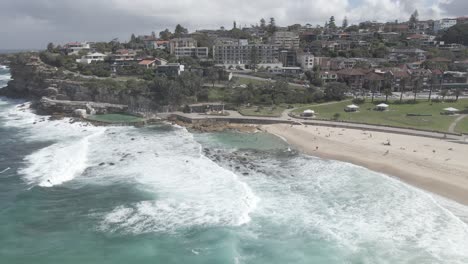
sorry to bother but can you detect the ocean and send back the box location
[0,68,468,263]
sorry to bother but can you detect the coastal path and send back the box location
[448,114,467,133]
[163,111,465,141]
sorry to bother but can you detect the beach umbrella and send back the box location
[303,109,315,114]
[377,103,389,108]
[346,104,360,109]
[443,107,459,112]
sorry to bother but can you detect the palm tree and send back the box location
[399,78,406,103]
[428,75,438,102]
[452,89,463,101]
[412,77,422,102]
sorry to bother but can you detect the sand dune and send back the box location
[263,124,468,205]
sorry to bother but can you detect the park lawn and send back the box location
[455,118,468,134]
[234,76,272,87]
[294,99,468,133]
[207,87,228,102]
[239,105,288,117]
[86,113,144,123]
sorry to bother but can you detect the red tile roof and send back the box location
[138,60,156,65]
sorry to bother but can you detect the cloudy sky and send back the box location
[0,0,466,49]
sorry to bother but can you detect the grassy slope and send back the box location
[294,99,468,133]
[238,105,288,117]
[455,117,468,134]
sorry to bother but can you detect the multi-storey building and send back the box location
[174,47,209,59]
[270,31,300,50]
[433,18,457,32]
[213,40,280,67]
[297,52,315,70]
[169,38,198,54]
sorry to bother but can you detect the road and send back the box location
[232,73,306,88]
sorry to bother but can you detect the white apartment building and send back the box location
[298,53,315,70]
[64,42,91,54]
[76,52,107,64]
[433,18,457,32]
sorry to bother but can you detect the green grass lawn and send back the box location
[234,76,272,87]
[455,117,468,134]
[207,87,228,102]
[294,99,468,133]
[86,113,144,123]
[239,105,288,117]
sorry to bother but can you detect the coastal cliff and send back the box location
[0,54,159,113]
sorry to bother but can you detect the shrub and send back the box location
[352,98,365,105]
[333,113,341,120]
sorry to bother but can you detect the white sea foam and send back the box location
[2,102,106,186]
[226,153,468,262]
[96,126,259,234]
[20,130,104,187]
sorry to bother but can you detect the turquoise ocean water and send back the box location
[0,68,468,263]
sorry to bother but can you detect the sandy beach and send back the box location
[263,124,468,206]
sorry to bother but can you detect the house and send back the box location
[138,60,156,69]
[388,48,427,62]
[319,71,338,83]
[64,42,90,54]
[337,68,369,90]
[155,63,185,77]
[154,58,168,66]
[76,52,107,64]
[112,49,137,62]
[443,71,468,84]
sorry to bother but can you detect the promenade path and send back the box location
[449,114,467,133]
[160,110,466,141]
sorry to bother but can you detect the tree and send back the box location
[409,10,419,28]
[272,80,288,104]
[383,80,393,102]
[412,77,422,102]
[368,80,380,102]
[342,17,348,29]
[174,24,188,38]
[233,21,237,29]
[399,78,407,102]
[452,89,463,101]
[47,42,55,52]
[268,17,277,34]
[260,18,266,29]
[428,75,439,102]
[159,29,173,40]
[439,89,449,101]
[205,68,218,87]
[440,23,468,46]
[329,16,337,30]
[130,34,136,42]
[324,82,349,101]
